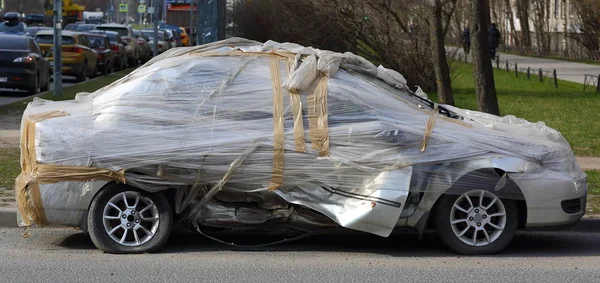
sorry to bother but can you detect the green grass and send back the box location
[585,170,600,214]
[0,69,132,115]
[433,62,600,157]
[0,148,20,199]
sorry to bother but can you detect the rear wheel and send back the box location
[88,185,173,254]
[75,62,87,82]
[433,189,518,255]
[102,61,109,75]
[27,75,39,95]
[40,72,49,92]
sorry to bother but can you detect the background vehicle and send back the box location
[44,0,84,25]
[133,29,152,63]
[0,13,28,35]
[0,34,50,95]
[88,30,127,71]
[161,28,181,48]
[141,29,169,54]
[64,23,97,32]
[24,14,46,26]
[96,23,138,67]
[82,11,104,24]
[179,27,190,46]
[159,24,183,47]
[35,30,98,82]
[25,26,52,36]
[85,33,115,75]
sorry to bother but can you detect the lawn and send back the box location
[431,62,600,157]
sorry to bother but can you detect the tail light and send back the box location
[98,54,103,60]
[181,34,187,39]
[137,39,145,45]
[13,56,34,63]
[111,43,119,51]
[63,47,83,53]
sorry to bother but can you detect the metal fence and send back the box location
[583,74,600,92]
[493,56,559,88]
[504,45,600,63]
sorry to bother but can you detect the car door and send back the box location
[79,35,97,73]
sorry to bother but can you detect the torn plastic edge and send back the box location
[420,103,439,152]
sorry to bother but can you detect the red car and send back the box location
[85,33,116,75]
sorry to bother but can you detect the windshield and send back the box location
[0,38,27,49]
[76,24,96,31]
[35,35,75,45]
[88,36,106,48]
[96,26,128,37]
[142,31,164,40]
[0,22,27,33]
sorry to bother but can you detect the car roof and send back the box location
[97,23,129,28]
[83,32,108,38]
[36,30,81,37]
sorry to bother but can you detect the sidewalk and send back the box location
[497,52,600,85]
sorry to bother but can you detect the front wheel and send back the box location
[88,185,173,254]
[433,189,518,255]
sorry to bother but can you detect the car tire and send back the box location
[75,62,87,82]
[27,75,39,95]
[102,61,109,75]
[40,73,49,92]
[433,189,518,255]
[90,62,99,78]
[88,184,173,254]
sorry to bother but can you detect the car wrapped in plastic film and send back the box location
[15,38,587,255]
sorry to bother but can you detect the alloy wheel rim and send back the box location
[102,191,160,247]
[449,190,507,247]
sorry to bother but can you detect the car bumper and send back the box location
[510,170,587,228]
[49,63,84,76]
[0,68,36,89]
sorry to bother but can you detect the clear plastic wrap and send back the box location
[16,38,585,237]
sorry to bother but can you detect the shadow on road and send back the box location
[58,219,600,257]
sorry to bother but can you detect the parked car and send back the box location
[0,12,28,35]
[132,29,152,63]
[179,27,190,46]
[24,14,45,26]
[141,29,169,54]
[96,23,138,67]
[15,39,587,255]
[85,33,116,75]
[35,30,98,82]
[25,26,52,36]
[88,30,127,71]
[64,23,97,32]
[161,28,181,48]
[0,34,50,94]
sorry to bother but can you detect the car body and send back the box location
[141,29,169,54]
[35,30,98,82]
[25,26,52,36]
[96,23,138,67]
[87,30,127,71]
[64,23,97,32]
[24,14,46,26]
[0,13,28,35]
[16,38,587,255]
[160,28,182,48]
[179,27,190,46]
[132,29,152,63]
[84,33,116,75]
[0,34,50,94]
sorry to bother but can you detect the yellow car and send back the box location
[179,27,190,46]
[35,30,98,82]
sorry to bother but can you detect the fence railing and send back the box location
[504,45,600,62]
[583,74,600,92]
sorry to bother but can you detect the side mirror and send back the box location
[42,50,51,57]
[121,42,127,46]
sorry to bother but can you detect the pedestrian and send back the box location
[462,27,471,55]
[488,23,501,59]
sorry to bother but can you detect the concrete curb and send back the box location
[0,207,17,227]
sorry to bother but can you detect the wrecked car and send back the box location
[15,38,586,255]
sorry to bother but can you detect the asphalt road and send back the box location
[2,219,600,282]
[0,77,77,107]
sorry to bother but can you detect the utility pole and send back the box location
[53,0,62,96]
[189,1,194,45]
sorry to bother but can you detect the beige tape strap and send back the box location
[285,61,306,153]
[268,58,285,190]
[191,50,297,59]
[420,104,439,152]
[36,165,126,184]
[307,74,330,157]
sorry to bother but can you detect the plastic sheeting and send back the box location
[17,38,585,237]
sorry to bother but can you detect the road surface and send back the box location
[0,77,77,107]
[1,219,600,282]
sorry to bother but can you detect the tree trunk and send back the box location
[504,0,520,48]
[517,0,532,48]
[430,0,454,105]
[470,0,500,115]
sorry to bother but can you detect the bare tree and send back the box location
[517,0,532,48]
[531,0,552,54]
[470,0,499,115]
[570,0,600,56]
[429,0,454,105]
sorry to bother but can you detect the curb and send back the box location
[0,207,17,228]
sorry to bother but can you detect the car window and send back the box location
[96,26,129,37]
[0,21,27,33]
[0,37,27,49]
[88,36,105,48]
[28,38,41,54]
[35,35,75,45]
[76,24,96,31]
